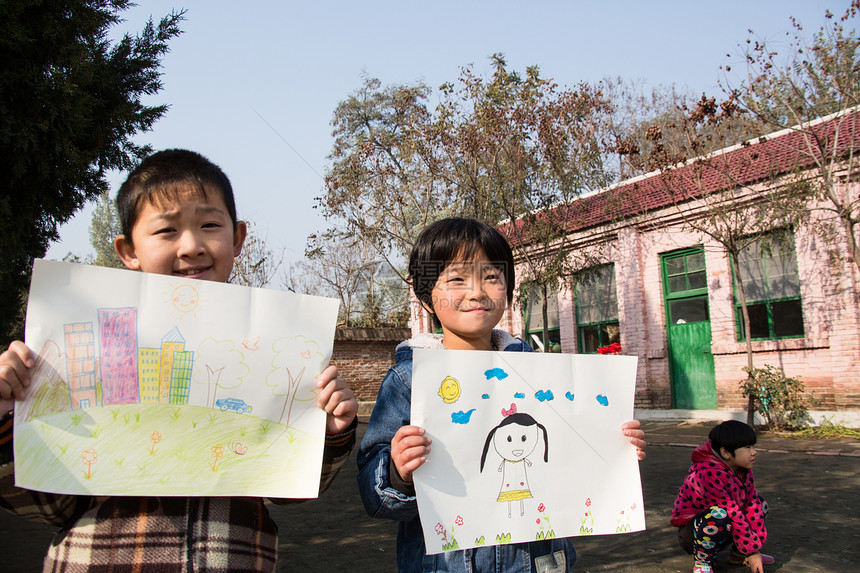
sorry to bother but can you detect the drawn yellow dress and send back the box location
[497,458,532,502]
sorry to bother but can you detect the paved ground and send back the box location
[3,419,859,572]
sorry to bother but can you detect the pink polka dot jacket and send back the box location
[670,441,767,555]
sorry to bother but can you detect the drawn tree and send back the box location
[81,449,98,479]
[266,335,325,426]
[192,338,249,408]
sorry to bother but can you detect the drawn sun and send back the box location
[438,376,461,404]
[165,283,203,318]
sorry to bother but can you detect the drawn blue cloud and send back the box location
[484,368,509,381]
[596,394,610,407]
[514,392,525,399]
[481,393,490,400]
[565,391,575,401]
[535,390,554,402]
[451,409,476,424]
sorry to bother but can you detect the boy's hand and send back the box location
[391,425,431,484]
[0,341,35,412]
[622,419,647,461]
[316,365,358,434]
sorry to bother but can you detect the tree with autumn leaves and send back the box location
[321,55,616,335]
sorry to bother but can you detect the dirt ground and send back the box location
[3,419,859,572]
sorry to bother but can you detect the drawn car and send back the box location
[215,398,253,414]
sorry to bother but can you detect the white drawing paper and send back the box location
[411,348,645,554]
[15,259,340,498]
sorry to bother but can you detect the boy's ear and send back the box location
[114,235,142,271]
[233,221,247,257]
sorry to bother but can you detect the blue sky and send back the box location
[46,0,846,267]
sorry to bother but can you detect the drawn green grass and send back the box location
[15,404,321,497]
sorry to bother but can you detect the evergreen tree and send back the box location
[0,0,184,346]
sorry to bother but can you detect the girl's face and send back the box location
[723,445,757,473]
[493,422,539,461]
[429,248,507,351]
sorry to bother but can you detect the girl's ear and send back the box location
[719,447,733,461]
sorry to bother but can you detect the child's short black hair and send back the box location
[116,149,238,241]
[408,217,515,322]
[709,420,757,455]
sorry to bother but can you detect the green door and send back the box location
[662,250,717,409]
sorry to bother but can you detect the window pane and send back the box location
[669,298,709,324]
[665,257,685,274]
[575,285,598,324]
[575,265,618,323]
[686,252,705,272]
[688,270,707,290]
[547,329,562,353]
[580,325,600,353]
[669,275,687,293]
[602,322,621,346]
[746,303,770,339]
[772,300,804,337]
[525,285,560,331]
[768,254,800,298]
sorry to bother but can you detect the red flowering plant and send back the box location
[597,342,621,355]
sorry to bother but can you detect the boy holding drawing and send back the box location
[0,149,358,571]
[356,217,646,573]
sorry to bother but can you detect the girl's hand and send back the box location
[391,425,431,483]
[622,419,647,461]
[316,365,358,434]
[745,553,764,573]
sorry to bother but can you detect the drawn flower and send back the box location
[631,503,637,510]
[230,442,248,455]
[538,503,546,513]
[455,515,463,527]
[435,523,444,535]
[536,518,541,525]
[585,498,592,507]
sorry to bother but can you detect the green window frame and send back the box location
[661,248,710,325]
[575,264,619,353]
[733,230,804,341]
[523,284,561,352]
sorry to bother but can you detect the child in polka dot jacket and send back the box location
[671,420,774,573]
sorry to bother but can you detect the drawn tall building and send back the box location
[169,350,194,405]
[64,322,97,409]
[138,348,161,403]
[158,327,186,403]
[98,308,140,405]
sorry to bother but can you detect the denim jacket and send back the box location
[356,330,577,573]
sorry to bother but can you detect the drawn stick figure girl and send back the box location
[479,408,549,518]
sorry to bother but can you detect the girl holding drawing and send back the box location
[356,217,646,573]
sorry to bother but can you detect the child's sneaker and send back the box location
[728,549,775,566]
[693,561,713,573]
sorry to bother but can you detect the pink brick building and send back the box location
[411,110,860,411]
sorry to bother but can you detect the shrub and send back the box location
[740,365,812,431]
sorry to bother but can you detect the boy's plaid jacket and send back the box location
[0,411,355,572]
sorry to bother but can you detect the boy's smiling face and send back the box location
[428,248,507,350]
[114,187,246,283]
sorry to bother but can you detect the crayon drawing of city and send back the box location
[15,260,340,498]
